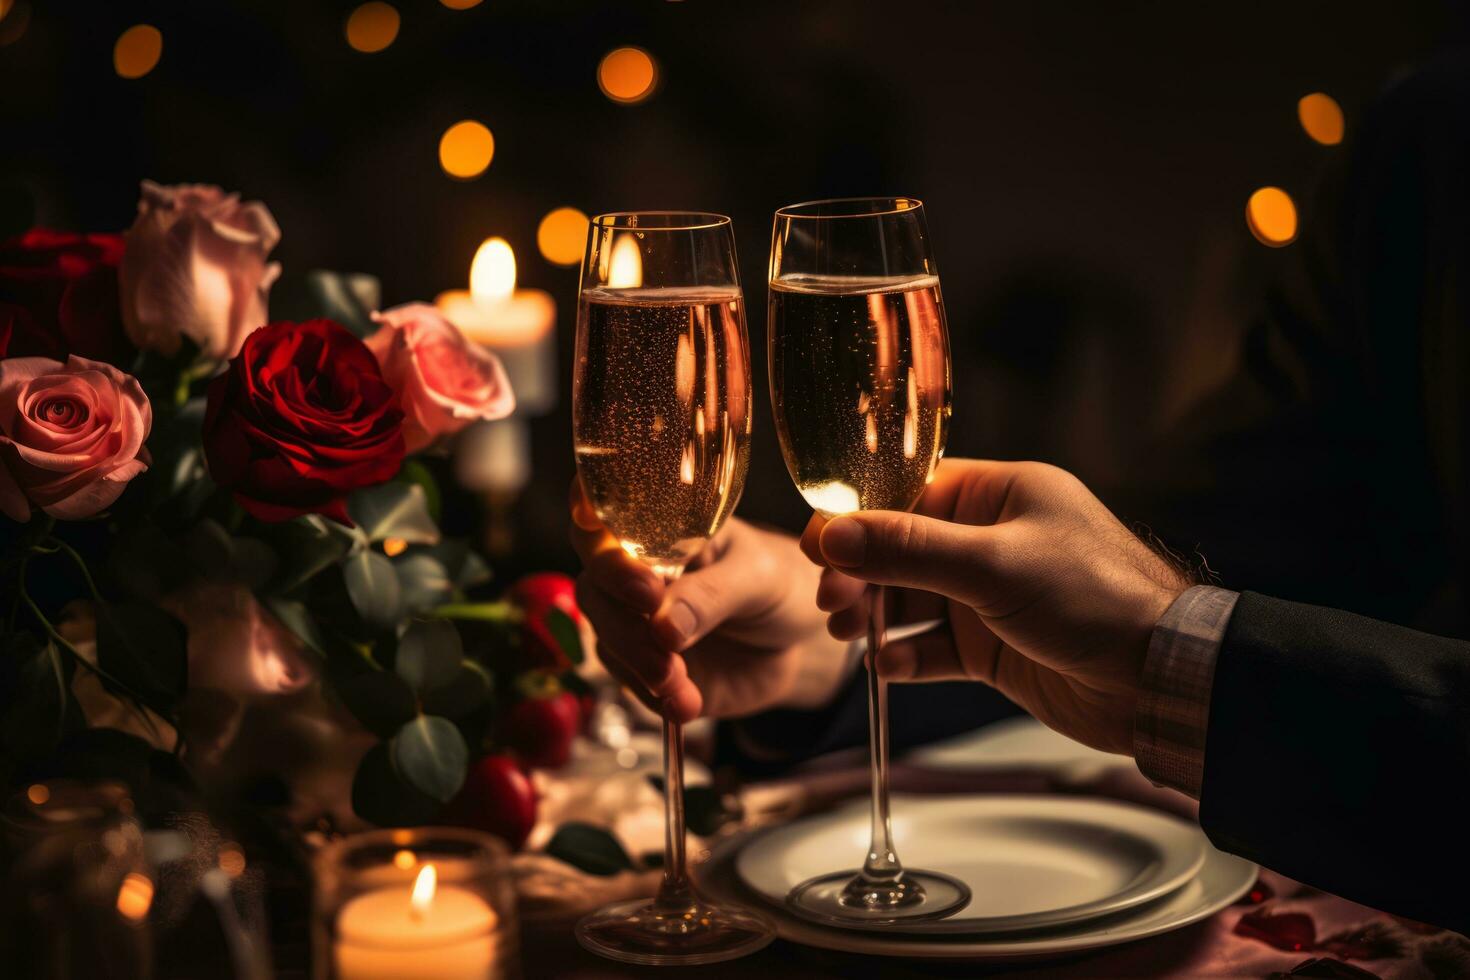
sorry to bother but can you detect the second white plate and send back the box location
[736,794,1207,934]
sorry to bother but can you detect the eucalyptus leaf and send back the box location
[426,540,492,593]
[390,715,468,803]
[348,483,440,546]
[352,742,443,827]
[0,633,72,765]
[544,822,635,876]
[397,459,442,524]
[263,515,355,594]
[396,554,453,613]
[336,671,418,739]
[304,270,380,338]
[94,601,188,716]
[546,606,585,665]
[342,550,404,631]
[260,597,324,654]
[420,660,493,719]
[395,619,463,695]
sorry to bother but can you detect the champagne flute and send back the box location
[768,197,968,925]
[572,211,775,964]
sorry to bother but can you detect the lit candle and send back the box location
[436,237,557,414]
[334,863,500,980]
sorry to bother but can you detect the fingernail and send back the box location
[822,517,867,567]
[627,578,661,612]
[662,600,698,645]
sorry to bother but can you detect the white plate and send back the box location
[906,716,1130,780]
[736,795,1207,934]
[702,829,1256,960]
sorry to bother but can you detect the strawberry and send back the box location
[447,754,537,850]
[507,573,582,672]
[496,672,582,769]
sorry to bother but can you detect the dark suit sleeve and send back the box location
[1200,591,1470,934]
[714,669,1022,777]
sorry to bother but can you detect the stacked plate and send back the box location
[699,722,1257,961]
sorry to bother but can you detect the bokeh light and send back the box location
[439,120,495,179]
[114,25,163,79]
[440,0,483,7]
[598,47,658,104]
[346,2,399,54]
[1297,92,1345,146]
[1246,186,1298,247]
[537,207,590,266]
[26,784,48,805]
[0,0,11,21]
[218,843,247,878]
[116,873,154,921]
[0,1,28,48]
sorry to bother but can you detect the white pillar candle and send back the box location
[334,865,500,980]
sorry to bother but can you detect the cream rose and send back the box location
[365,303,515,452]
[120,180,282,360]
[0,355,152,521]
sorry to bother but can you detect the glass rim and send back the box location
[774,196,924,219]
[314,826,509,868]
[590,211,732,232]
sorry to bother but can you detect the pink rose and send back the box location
[0,355,152,521]
[120,180,282,360]
[365,303,515,452]
[161,581,316,698]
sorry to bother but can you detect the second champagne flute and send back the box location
[768,196,968,925]
[572,211,775,964]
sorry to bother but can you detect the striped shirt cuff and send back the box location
[1134,585,1239,798]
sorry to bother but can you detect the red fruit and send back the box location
[497,679,581,770]
[508,573,582,671]
[448,754,537,850]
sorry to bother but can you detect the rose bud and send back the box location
[365,303,514,453]
[0,355,152,521]
[496,673,582,770]
[120,180,282,361]
[0,229,129,364]
[447,753,537,850]
[508,572,583,672]
[203,319,405,524]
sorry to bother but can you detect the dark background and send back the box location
[1,0,1463,599]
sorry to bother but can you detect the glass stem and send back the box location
[861,583,903,884]
[654,717,696,913]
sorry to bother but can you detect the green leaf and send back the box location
[348,483,440,546]
[185,519,278,588]
[260,597,324,655]
[342,550,404,631]
[351,742,444,827]
[305,270,381,338]
[420,660,494,719]
[396,554,453,614]
[0,633,73,766]
[107,525,190,602]
[262,515,356,594]
[430,601,521,625]
[397,459,442,524]
[395,620,463,695]
[544,822,635,876]
[336,671,418,739]
[545,606,584,665]
[390,715,468,803]
[94,601,188,716]
[425,541,492,593]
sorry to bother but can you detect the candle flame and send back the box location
[470,237,516,303]
[411,863,437,916]
[608,234,642,288]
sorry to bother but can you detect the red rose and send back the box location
[0,229,131,364]
[203,319,405,524]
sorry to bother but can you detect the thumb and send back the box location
[648,541,772,652]
[818,511,995,604]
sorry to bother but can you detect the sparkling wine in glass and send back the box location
[768,197,968,925]
[572,212,774,964]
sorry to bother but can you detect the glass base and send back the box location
[786,868,971,928]
[575,896,776,966]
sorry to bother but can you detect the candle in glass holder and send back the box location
[334,864,498,980]
[314,828,517,980]
[436,237,557,414]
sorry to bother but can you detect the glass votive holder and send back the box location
[312,827,519,980]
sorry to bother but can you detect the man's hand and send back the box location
[571,481,853,724]
[804,459,1191,754]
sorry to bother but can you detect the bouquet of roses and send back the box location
[0,181,586,847]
